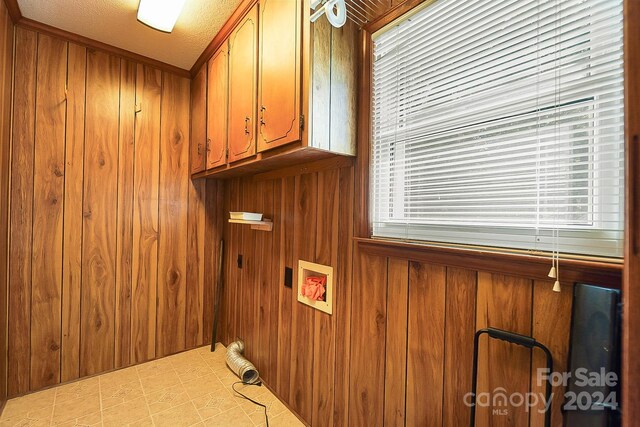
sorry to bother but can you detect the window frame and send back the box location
[354,0,624,263]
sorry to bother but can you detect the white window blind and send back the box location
[371,0,625,258]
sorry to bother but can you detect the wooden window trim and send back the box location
[356,237,622,288]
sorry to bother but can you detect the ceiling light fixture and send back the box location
[137,0,187,33]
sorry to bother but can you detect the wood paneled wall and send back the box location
[6,27,221,397]
[0,0,14,404]
[218,165,354,427]
[348,250,577,427]
[217,163,620,427]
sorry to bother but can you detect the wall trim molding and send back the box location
[2,0,21,24]
[16,18,190,77]
[356,237,623,288]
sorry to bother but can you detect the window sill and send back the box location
[354,237,622,289]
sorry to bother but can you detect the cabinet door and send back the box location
[228,4,258,163]
[206,45,228,169]
[257,0,301,152]
[190,66,206,174]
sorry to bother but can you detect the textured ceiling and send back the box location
[17,0,242,70]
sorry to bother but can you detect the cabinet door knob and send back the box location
[206,138,212,153]
[197,143,202,155]
[244,116,251,135]
[260,106,266,126]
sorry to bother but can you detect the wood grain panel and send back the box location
[406,262,446,427]
[190,66,206,174]
[132,64,161,363]
[333,166,354,427]
[0,0,13,401]
[186,179,206,348]
[114,59,136,369]
[61,42,86,382]
[81,50,120,376]
[203,180,224,345]
[289,173,317,421]
[530,281,573,426]
[443,267,477,426]
[348,249,387,427]
[257,181,275,380]
[156,72,190,357]
[276,176,295,400]
[384,258,409,427]
[267,179,282,385]
[476,272,533,427]
[30,33,67,389]
[312,169,339,427]
[8,27,37,396]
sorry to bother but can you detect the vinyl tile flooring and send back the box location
[0,344,304,427]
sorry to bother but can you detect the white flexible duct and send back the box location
[226,340,260,384]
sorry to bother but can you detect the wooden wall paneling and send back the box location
[61,42,86,382]
[222,179,241,345]
[289,173,317,421]
[355,30,372,238]
[530,281,573,426]
[132,64,161,363]
[218,179,231,346]
[203,180,224,345]
[156,72,190,357]
[114,59,136,369]
[383,258,409,427]
[0,0,13,401]
[443,267,477,426]
[406,262,446,427]
[348,249,387,427]
[267,178,282,386]
[276,176,295,400]
[30,33,67,389]
[240,179,258,361]
[333,165,354,427]
[81,50,120,376]
[186,179,206,348]
[257,181,275,383]
[311,169,339,427]
[476,272,533,426]
[8,27,36,397]
[229,179,244,344]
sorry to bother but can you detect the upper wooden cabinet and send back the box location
[191,0,357,179]
[190,66,206,174]
[257,0,301,151]
[206,45,229,169]
[227,4,258,163]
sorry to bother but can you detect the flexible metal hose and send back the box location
[226,340,260,384]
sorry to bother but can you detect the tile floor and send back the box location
[0,344,304,427]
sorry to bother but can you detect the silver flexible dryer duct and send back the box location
[226,340,260,384]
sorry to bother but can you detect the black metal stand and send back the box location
[470,327,554,427]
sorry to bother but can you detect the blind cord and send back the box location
[232,381,269,427]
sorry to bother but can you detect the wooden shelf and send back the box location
[228,218,273,231]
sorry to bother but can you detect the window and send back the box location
[371,0,625,258]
